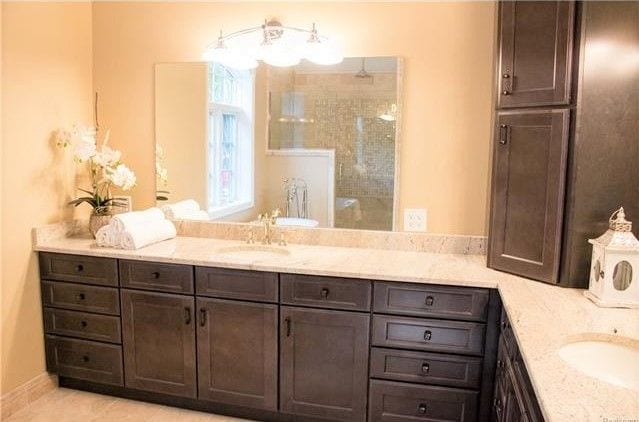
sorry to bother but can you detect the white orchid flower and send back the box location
[108,164,137,191]
[94,145,122,168]
[71,125,97,162]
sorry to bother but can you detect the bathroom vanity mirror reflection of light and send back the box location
[154,57,402,231]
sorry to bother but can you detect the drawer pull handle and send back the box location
[184,307,192,325]
[78,293,86,301]
[285,317,292,337]
[82,355,90,363]
[425,296,434,306]
[199,308,207,327]
[497,359,504,369]
[501,321,507,330]
[421,362,430,374]
[417,403,427,415]
[320,288,330,299]
[151,272,160,279]
[423,330,432,341]
[75,264,84,272]
[80,321,88,328]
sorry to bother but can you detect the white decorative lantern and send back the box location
[585,207,639,308]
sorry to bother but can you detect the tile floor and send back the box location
[5,388,254,422]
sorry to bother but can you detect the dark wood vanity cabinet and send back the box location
[488,109,569,283]
[41,253,544,422]
[280,306,370,422]
[196,297,278,410]
[120,289,197,398]
[493,311,543,422]
[489,1,639,287]
[497,1,575,108]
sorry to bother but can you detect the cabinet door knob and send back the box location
[184,307,192,325]
[80,320,88,328]
[497,359,504,369]
[425,296,434,306]
[82,355,90,363]
[320,288,330,299]
[75,264,84,272]
[285,317,292,337]
[78,293,86,301]
[418,403,427,414]
[421,362,430,374]
[423,330,432,341]
[502,73,510,79]
[199,308,207,327]
[151,271,160,279]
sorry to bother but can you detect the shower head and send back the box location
[355,58,372,78]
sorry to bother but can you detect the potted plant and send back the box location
[57,126,136,237]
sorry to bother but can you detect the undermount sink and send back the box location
[558,338,639,390]
[215,244,291,258]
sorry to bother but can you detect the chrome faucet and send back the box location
[257,209,281,245]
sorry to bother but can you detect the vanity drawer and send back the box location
[195,267,278,302]
[120,260,194,294]
[374,282,489,322]
[39,253,118,286]
[45,335,123,386]
[370,348,482,389]
[43,308,121,343]
[369,380,478,422]
[372,315,485,356]
[280,274,371,311]
[41,281,120,315]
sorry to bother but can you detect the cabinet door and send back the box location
[280,306,369,422]
[121,290,196,398]
[488,109,569,283]
[197,298,277,410]
[498,1,575,108]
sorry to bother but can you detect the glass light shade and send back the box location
[258,41,301,67]
[304,39,343,65]
[203,46,258,70]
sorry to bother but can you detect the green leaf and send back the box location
[78,188,95,195]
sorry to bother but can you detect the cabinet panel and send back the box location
[197,298,277,410]
[41,281,120,315]
[121,290,196,398]
[498,1,575,108]
[280,274,371,311]
[43,308,121,343]
[374,282,489,322]
[488,109,569,283]
[45,335,123,386]
[39,253,118,286]
[280,306,369,421]
[369,380,478,422]
[370,348,482,389]
[195,267,278,302]
[119,260,193,294]
[372,315,486,356]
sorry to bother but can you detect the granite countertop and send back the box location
[33,234,639,422]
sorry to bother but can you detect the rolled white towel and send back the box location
[95,225,119,247]
[172,210,209,221]
[111,207,165,233]
[119,219,177,250]
[161,200,201,220]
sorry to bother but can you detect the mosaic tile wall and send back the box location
[269,68,398,231]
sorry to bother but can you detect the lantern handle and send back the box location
[609,207,626,225]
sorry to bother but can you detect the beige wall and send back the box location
[1,2,93,394]
[155,63,208,208]
[93,1,495,235]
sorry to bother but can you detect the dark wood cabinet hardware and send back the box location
[418,403,427,414]
[284,316,291,337]
[184,307,192,325]
[421,362,430,373]
[320,287,330,299]
[423,330,432,341]
[76,264,84,272]
[198,308,207,327]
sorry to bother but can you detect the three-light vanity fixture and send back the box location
[203,19,343,69]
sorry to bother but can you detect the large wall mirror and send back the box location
[155,57,402,231]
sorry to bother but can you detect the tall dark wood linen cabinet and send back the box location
[488,1,639,287]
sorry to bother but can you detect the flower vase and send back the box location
[89,209,114,238]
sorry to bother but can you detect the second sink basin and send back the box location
[558,338,639,390]
[216,244,291,258]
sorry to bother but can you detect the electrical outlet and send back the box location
[404,208,427,232]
